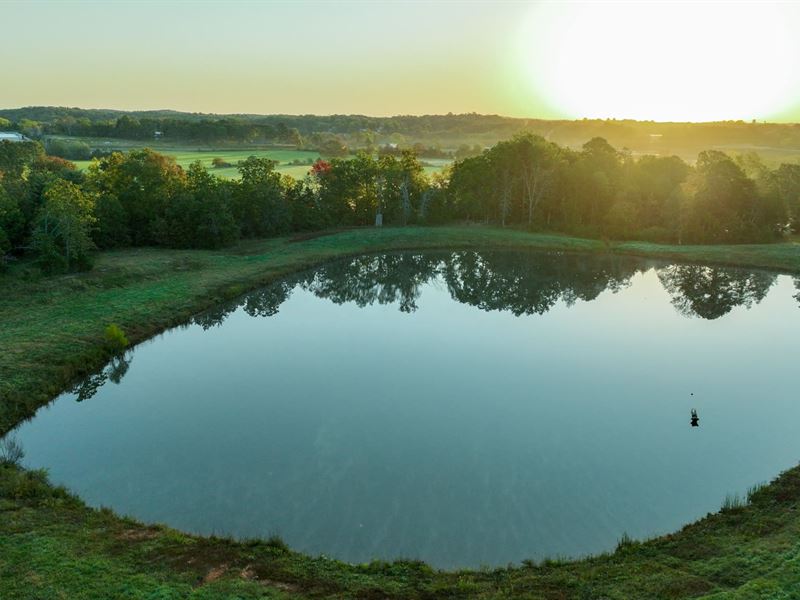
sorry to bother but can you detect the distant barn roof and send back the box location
[0,131,31,142]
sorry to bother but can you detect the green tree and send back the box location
[574,138,622,233]
[377,151,427,225]
[234,156,289,237]
[0,185,25,250]
[614,154,689,240]
[512,133,560,227]
[18,119,42,139]
[314,158,355,226]
[448,153,492,222]
[318,137,348,157]
[0,140,43,180]
[485,140,519,226]
[161,162,238,248]
[92,193,129,249]
[770,163,800,230]
[286,176,326,231]
[86,149,185,245]
[45,138,92,160]
[685,151,782,243]
[0,226,9,268]
[32,180,96,273]
[313,153,379,226]
[350,152,380,224]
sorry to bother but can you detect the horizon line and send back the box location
[2,105,799,127]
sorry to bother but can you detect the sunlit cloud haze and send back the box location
[3,0,800,122]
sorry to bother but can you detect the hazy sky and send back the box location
[4,0,800,122]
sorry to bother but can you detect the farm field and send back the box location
[66,142,321,180]
[55,136,454,179]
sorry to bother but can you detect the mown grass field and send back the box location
[69,144,321,180]
[57,136,453,179]
[72,147,451,180]
[2,226,799,599]
[163,148,321,180]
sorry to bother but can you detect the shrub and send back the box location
[265,534,289,553]
[45,138,92,161]
[0,435,25,466]
[211,157,233,169]
[0,226,9,271]
[721,493,746,512]
[746,482,767,504]
[616,532,639,551]
[104,323,129,353]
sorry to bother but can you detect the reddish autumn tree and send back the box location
[311,159,331,178]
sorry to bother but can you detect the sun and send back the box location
[518,1,800,122]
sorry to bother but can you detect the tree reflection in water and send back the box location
[300,253,442,313]
[441,251,638,315]
[77,251,783,400]
[657,265,775,320]
[70,352,133,402]
[193,250,781,328]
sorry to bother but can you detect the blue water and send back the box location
[10,251,800,568]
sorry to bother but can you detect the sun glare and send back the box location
[519,1,800,122]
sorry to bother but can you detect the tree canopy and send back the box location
[0,134,796,274]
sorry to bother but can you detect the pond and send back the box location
[9,250,800,568]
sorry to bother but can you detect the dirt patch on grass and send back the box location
[201,564,228,585]
[117,527,160,541]
[240,565,299,592]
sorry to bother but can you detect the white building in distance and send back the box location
[0,132,32,142]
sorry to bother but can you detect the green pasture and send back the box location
[53,136,453,179]
[70,145,320,180]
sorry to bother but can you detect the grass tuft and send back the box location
[616,532,639,552]
[0,435,24,466]
[720,493,747,512]
[264,534,290,553]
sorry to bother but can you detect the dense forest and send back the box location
[1,132,798,274]
[4,106,800,161]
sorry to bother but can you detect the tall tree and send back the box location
[32,180,95,272]
[447,153,491,222]
[685,151,782,243]
[235,156,289,237]
[512,134,559,227]
[0,185,25,251]
[87,149,186,245]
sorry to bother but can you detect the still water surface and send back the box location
[12,251,800,568]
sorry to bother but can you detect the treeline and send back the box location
[1,133,798,274]
[5,106,800,155]
[0,112,476,160]
[0,108,530,141]
[0,140,441,273]
[0,114,301,147]
[448,135,798,243]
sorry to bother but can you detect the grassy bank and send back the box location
[2,226,800,599]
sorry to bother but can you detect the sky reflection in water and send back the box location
[12,251,800,568]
